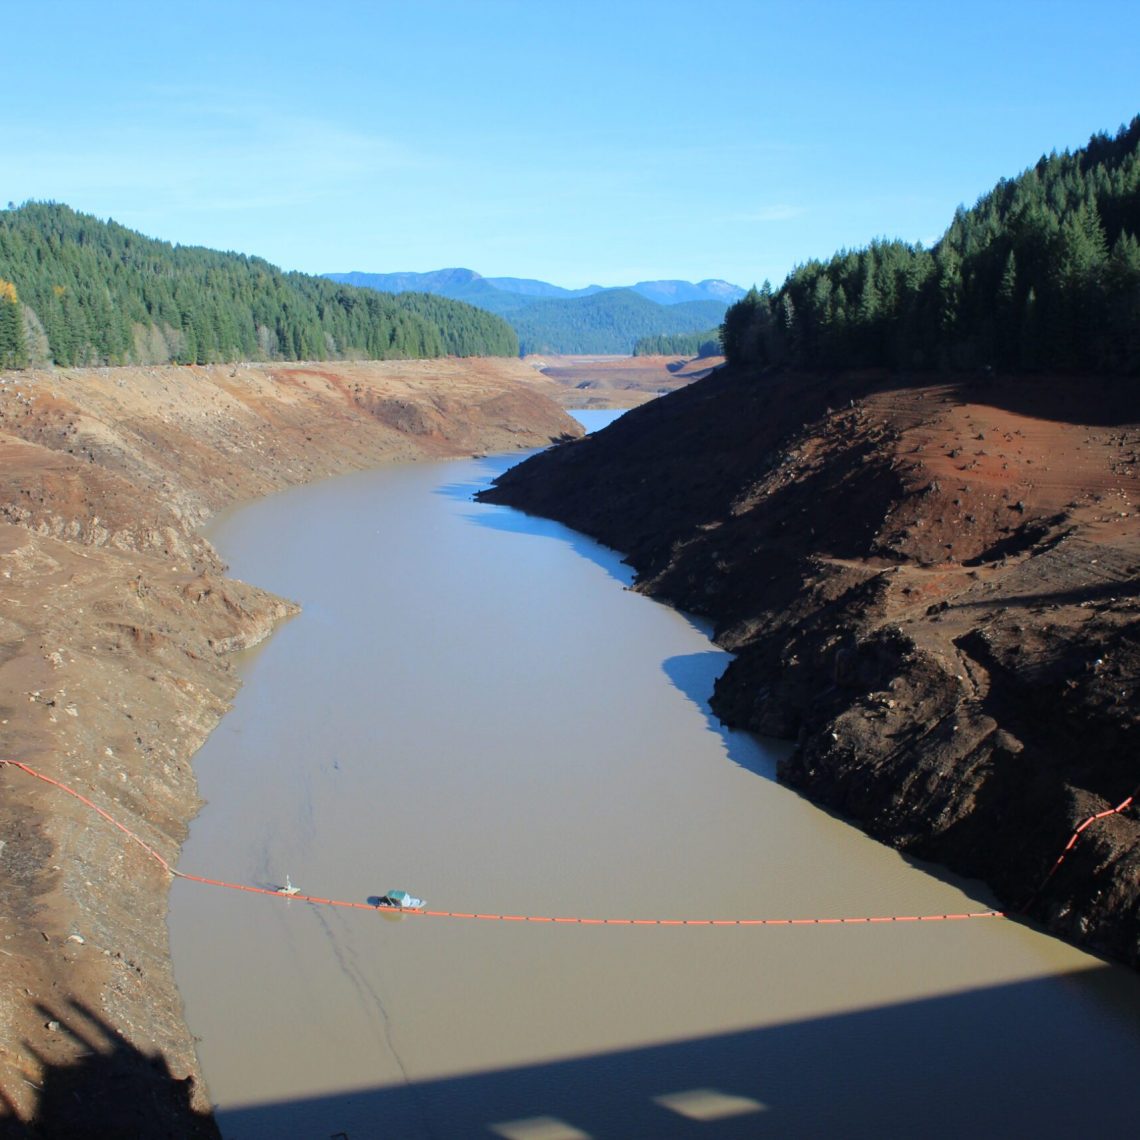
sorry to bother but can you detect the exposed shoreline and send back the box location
[6,353,1135,1132]
[480,365,1140,970]
[0,357,583,1133]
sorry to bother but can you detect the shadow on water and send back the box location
[12,961,1138,1138]
[462,507,633,587]
[196,969,1140,1139]
[661,652,783,780]
[433,453,537,503]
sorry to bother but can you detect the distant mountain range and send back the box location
[326,268,744,306]
[323,269,745,354]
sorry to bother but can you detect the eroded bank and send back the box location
[0,358,580,1131]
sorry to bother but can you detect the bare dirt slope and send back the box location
[0,358,580,1135]
[482,367,1140,968]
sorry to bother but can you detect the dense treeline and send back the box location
[632,328,722,357]
[390,289,518,357]
[721,117,1140,375]
[0,203,517,368]
[511,289,726,355]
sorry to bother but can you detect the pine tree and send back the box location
[995,249,1018,366]
[720,286,763,364]
[1106,232,1140,371]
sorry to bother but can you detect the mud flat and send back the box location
[526,353,723,408]
[0,358,580,1133]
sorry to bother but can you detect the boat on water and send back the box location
[275,875,301,896]
[376,889,425,910]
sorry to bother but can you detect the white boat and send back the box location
[275,874,301,896]
[376,889,425,910]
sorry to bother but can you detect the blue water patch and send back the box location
[570,408,626,434]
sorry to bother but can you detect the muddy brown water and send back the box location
[169,415,1140,1138]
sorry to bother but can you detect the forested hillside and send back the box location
[721,117,1140,375]
[509,290,727,355]
[633,328,722,357]
[328,269,739,354]
[0,203,518,368]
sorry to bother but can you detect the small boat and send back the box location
[376,889,425,910]
[276,874,301,896]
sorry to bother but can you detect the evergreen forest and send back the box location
[0,203,518,369]
[632,328,722,357]
[507,291,727,356]
[721,117,1140,376]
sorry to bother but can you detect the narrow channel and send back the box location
[169,414,1140,1138]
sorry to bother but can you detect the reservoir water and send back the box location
[169,414,1140,1137]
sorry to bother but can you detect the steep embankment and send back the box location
[0,358,580,1134]
[481,365,1140,968]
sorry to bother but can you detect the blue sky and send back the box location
[8,0,1138,289]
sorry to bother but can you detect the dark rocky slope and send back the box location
[480,365,1140,967]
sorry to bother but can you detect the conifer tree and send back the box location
[0,280,27,368]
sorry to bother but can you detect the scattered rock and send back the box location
[482,366,1140,969]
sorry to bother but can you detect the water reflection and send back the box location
[434,453,527,502]
[435,452,635,586]
[569,408,626,434]
[458,502,634,587]
[661,652,781,779]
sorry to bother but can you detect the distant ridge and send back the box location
[628,278,747,306]
[484,276,602,299]
[324,269,744,354]
[325,268,743,307]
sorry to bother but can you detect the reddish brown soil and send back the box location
[482,367,1140,967]
[0,358,581,1134]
